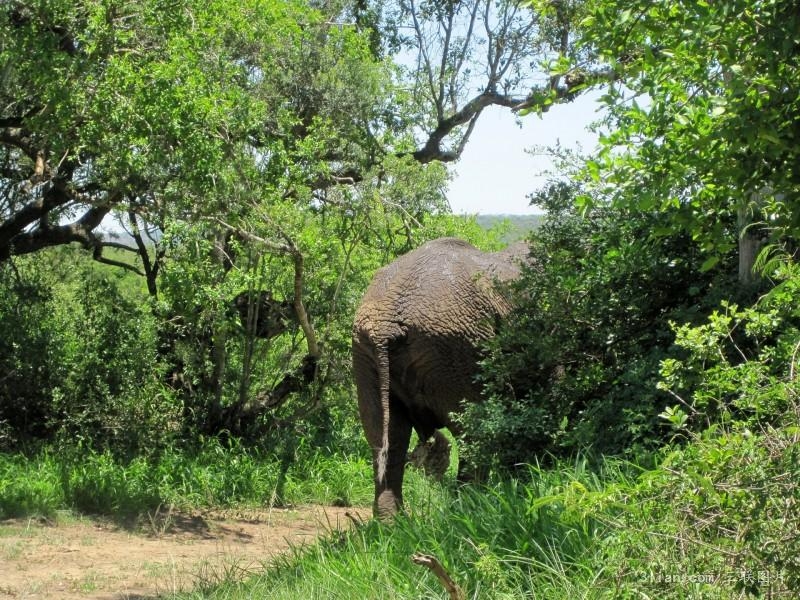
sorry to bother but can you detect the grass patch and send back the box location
[0,451,66,517]
[4,423,797,598]
[0,439,373,520]
[176,459,622,600]
[172,436,799,599]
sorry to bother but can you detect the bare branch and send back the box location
[128,210,161,297]
[99,240,140,254]
[289,248,320,358]
[411,90,525,163]
[213,218,292,254]
[408,0,441,118]
[438,5,455,114]
[451,2,481,93]
[0,203,113,261]
[454,111,481,158]
[91,244,145,276]
[0,127,38,161]
[411,554,465,600]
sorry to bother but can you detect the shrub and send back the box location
[461,183,740,472]
[0,249,179,456]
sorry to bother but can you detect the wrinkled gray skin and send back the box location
[352,237,528,519]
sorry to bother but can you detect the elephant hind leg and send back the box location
[355,358,412,518]
[374,399,412,519]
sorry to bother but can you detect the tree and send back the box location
[577,0,800,285]
[464,0,800,469]
[0,0,596,267]
[1,0,600,442]
[1,0,412,439]
[0,0,395,262]
[383,0,598,162]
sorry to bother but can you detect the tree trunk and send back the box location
[737,195,763,287]
[207,229,231,428]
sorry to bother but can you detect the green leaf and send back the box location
[700,256,720,272]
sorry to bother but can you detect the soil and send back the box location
[0,505,368,599]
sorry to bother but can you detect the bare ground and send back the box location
[0,505,367,599]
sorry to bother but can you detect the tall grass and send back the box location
[177,446,798,598]
[5,435,796,597]
[180,459,630,600]
[0,439,373,519]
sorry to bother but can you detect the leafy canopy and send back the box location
[579,0,800,261]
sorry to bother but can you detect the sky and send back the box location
[446,92,603,215]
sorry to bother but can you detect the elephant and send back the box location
[352,237,528,519]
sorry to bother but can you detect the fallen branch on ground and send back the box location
[411,553,465,600]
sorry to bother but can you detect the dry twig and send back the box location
[411,553,465,600]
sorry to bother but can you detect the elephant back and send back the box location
[353,237,524,343]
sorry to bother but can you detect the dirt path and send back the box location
[0,506,367,599]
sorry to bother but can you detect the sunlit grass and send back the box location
[0,440,373,520]
[178,459,626,600]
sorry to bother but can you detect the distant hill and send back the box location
[475,214,544,243]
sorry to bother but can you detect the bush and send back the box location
[461,183,741,472]
[0,262,65,443]
[590,264,800,597]
[0,249,179,456]
[52,270,180,456]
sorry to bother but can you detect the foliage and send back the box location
[659,277,800,431]
[0,0,395,259]
[4,3,799,596]
[382,0,582,161]
[0,0,592,456]
[600,425,800,598]
[461,182,736,472]
[152,199,499,437]
[0,197,497,455]
[0,259,64,443]
[596,276,800,598]
[0,249,178,454]
[578,0,800,272]
[169,333,800,599]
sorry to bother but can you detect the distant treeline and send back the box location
[475,214,544,242]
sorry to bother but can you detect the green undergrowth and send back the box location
[179,459,629,600]
[177,421,798,599]
[3,425,797,598]
[0,438,374,519]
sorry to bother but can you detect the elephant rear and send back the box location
[352,237,527,518]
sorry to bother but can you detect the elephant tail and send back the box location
[375,340,391,485]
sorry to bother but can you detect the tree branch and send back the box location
[0,203,113,261]
[212,219,321,359]
[91,243,145,275]
[128,210,161,297]
[511,66,619,113]
[410,90,525,163]
[98,240,140,253]
[411,554,465,600]
[0,127,38,161]
[408,0,441,120]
